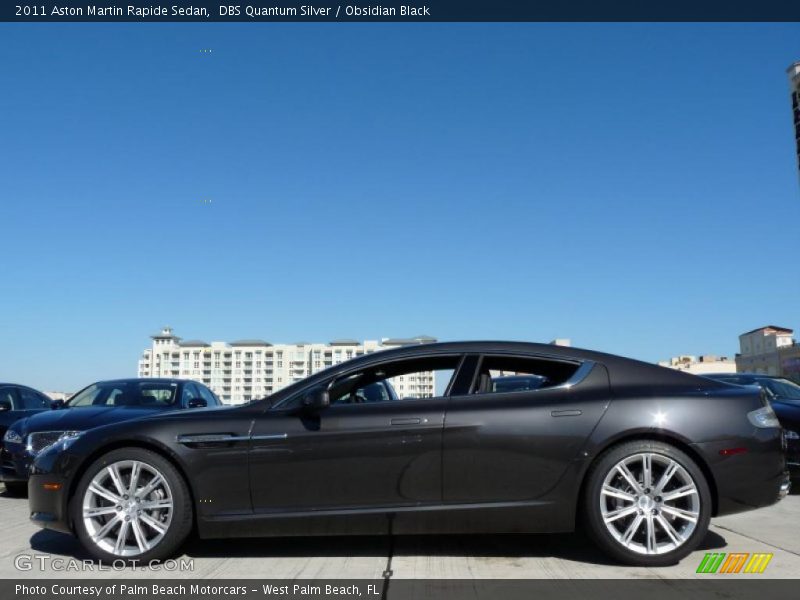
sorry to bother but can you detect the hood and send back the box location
[15,405,181,434]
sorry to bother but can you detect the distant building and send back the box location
[44,391,72,401]
[549,338,571,347]
[138,327,438,404]
[735,325,795,376]
[659,355,735,375]
[788,62,800,176]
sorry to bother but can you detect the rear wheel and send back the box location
[583,440,711,566]
[71,448,193,563]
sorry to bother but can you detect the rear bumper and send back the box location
[693,429,789,516]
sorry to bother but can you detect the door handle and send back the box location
[551,409,582,417]
[391,417,422,426]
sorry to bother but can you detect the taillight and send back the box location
[747,405,780,428]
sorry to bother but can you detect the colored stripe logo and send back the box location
[697,552,772,574]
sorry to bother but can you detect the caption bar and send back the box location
[4,0,800,22]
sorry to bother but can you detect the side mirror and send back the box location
[302,387,330,411]
[187,398,207,409]
[0,399,11,413]
[51,399,65,410]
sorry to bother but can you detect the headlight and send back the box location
[786,429,800,440]
[2,429,23,444]
[26,431,83,455]
[747,406,781,429]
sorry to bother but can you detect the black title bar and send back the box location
[4,1,800,22]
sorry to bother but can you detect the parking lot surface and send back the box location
[1,484,798,579]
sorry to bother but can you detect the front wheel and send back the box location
[583,440,711,566]
[71,447,193,563]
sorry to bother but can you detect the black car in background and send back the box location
[0,384,53,437]
[1,378,219,495]
[0,385,54,487]
[705,373,800,479]
[27,342,788,566]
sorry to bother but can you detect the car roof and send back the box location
[91,378,194,385]
[283,340,722,390]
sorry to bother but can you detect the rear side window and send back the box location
[473,355,581,394]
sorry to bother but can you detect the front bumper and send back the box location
[28,446,76,535]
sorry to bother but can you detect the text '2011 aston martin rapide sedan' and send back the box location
[27,342,789,566]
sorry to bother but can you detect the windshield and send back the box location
[760,378,800,401]
[67,381,179,407]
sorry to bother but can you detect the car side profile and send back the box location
[27,342,789,566]
[2,378,219,495]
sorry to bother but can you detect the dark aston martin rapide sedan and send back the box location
[27,342,790,566]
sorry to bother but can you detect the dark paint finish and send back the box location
[27,342,788,540]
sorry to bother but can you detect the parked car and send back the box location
[28,342,788,566]
[705,373,800,480]
[0,384,55,494]
[2,378,219,495]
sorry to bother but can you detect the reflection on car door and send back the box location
[443,355,611,503]
[248,356,468,514]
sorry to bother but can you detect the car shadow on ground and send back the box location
[29,528,728,567]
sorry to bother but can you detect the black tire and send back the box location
[71,447,193,564]
[3,481,28,497]
[583,439,711,567]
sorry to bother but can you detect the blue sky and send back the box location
[2,24,799,391]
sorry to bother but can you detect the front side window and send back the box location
[472,355,581,394]
[277,355,462,409]
[328,355,462,405]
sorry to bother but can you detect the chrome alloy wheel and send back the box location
[600,452,700,555]
[82,460,174,557]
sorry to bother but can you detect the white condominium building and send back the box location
[137,327,438,404]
